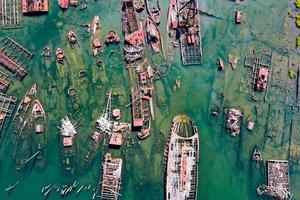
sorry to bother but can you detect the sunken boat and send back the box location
[257,160,291,200]
[31,99,47,169]
[82,90,112,167]
[167,0,178,37]
[58,116,78,173]
[177,0,202,65]
[67,31,78,45]
[13,118,32,170]
[226,108,243,136]
[56,48,65,64]
[13,84,37,170]
[99,153,122,200]
[58,0,68,9]
[252,145,263,162]
[14,83,37,129]
[146,18,161,52]
[164,115,199,200]
[145,0,161,24]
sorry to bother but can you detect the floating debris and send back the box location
[5,181,20,193]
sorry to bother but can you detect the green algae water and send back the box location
[0,0,300,199]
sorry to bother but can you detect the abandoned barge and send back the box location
[164,115,199,200]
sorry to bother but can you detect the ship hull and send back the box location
[164,115,199,200]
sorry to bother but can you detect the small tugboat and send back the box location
[167,0,178,36]
[98,153,122,200]
[112,109,121,120]
[56,48,65,64]
[226,108,243,136]
[105,31,120,45]
[146,0,161,24]
[256,67,268,90]
[69,0,78,6]
[67,31,78,45]
[58,0,69,9]
[164,115,199,200]
[252,145,263,162]
[41,46,51,57]
[14,83,37,121]
[92,37,101,56]
[91,16,100,35]
[58,116,78,173]
[146,18,161,52]
[31,99,47,169]
[137,128,150,140]
[82,90,112,168]
[217,57,224,70]
[235,11,243,24]
[79,3,87,10]
[228,54,238,70]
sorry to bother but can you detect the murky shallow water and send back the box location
[0,0,299,200]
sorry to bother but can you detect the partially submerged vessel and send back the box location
[58,0,69,9]
[164,115,199,200]
[58,116,78,172]
[252,145,263,162]
[14,83,37,123]
[105,31,121,45]
[83,90,112,167]
[226,108,243,136]
[257,160,291,200]
[217,58,224,71]
[145,0,161,24]
[133,0,145,12]
[235,11,243,24]
[256,67,268,90]
[22,0,49,14]
[92,37,101,56]
[13,84,37,170]
[56,48,65,64]
[99,153,122,200]
[31,99,47,169]
[177,0,202,65]
[167,0,178,37]
[137,128,150,140]
[67,31,78,44]
[146,18,161,52]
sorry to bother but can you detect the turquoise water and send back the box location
[0,0,299,200]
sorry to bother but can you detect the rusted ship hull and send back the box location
[164,115,199,200]
[99,153,122,200]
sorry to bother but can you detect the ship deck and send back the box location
[100,153,122,200]
[165,115,199,200]
[178,0,202,65]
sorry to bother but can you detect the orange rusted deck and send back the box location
[22,0,49,13]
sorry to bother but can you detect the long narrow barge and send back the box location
[164,115,199,200]
[99,153,122,200]
[168,0,202,65]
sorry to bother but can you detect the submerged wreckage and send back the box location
[257,160,291,200]
[99,153,122,200]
